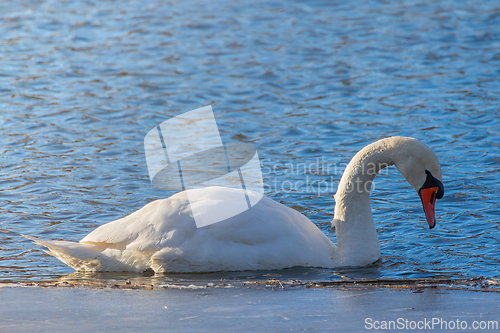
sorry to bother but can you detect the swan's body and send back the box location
[26,137,444,273]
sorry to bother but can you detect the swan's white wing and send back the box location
[143,188,337,272]
[81,192,196,250]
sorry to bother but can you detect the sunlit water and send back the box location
[1,0,499,284]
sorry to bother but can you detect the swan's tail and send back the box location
[23,235,114,272]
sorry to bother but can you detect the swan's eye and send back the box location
[422,170,444,199]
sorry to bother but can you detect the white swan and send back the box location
[25,136,444,273]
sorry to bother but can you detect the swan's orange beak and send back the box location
[419,187,439,229]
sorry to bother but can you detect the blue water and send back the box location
[1,0,499,283]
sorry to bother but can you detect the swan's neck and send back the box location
[333,141,397,266]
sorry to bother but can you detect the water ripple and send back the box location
[1,0,499,282]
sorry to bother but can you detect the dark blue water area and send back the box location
[0,0,499,283]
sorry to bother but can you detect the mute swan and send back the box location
[25,136,444,273]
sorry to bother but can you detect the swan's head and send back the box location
[392,137,445,229]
